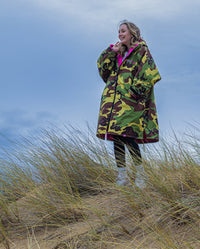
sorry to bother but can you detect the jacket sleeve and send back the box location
[97,46,117,83]
[128,45,161,99]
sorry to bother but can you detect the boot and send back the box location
[135,165,145,188]
[116,167,129,186]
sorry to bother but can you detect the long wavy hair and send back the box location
[118,20,142,56]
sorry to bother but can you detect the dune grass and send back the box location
[0,125,199,248]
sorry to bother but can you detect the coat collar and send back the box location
[117,40,146,67]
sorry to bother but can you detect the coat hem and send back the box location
[96,133,159,144]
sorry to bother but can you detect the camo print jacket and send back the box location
[96,40,161,144]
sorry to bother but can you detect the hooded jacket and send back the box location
[96,40,161,144]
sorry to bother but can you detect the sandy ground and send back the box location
[0,190,199,249]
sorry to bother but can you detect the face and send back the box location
[118,24,132,47]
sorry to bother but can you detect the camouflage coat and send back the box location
[96,40,161,144]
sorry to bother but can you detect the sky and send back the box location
[0,0,200,148]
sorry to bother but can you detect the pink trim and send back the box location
[117,54,123,66]
[135,138,159,144]
[97,133,159,144]
[110,44,118,51]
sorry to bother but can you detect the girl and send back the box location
[97,21,161,185]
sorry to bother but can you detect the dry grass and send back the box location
[0,125,199,248]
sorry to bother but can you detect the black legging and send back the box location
[113,136,142,168]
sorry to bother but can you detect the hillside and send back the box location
[0,127,199,248]
[1,188,199,249]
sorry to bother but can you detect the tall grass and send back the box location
[119,131,200,248]
[0,125,199,248]
[0,126,117,247]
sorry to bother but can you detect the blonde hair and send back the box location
[119,20,142,56]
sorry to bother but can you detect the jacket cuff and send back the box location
[110,44,118,52]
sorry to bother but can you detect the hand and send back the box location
[112,41,122,52]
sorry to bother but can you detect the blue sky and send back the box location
[0,0,200,147]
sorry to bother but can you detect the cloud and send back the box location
[4,0,197,40]
[0,0,199,142]
[3,0,199,43]
[26,0,200,29]
[0,110,58,144]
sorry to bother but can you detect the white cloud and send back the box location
[31,0,200,16]
[21,0,200,33]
